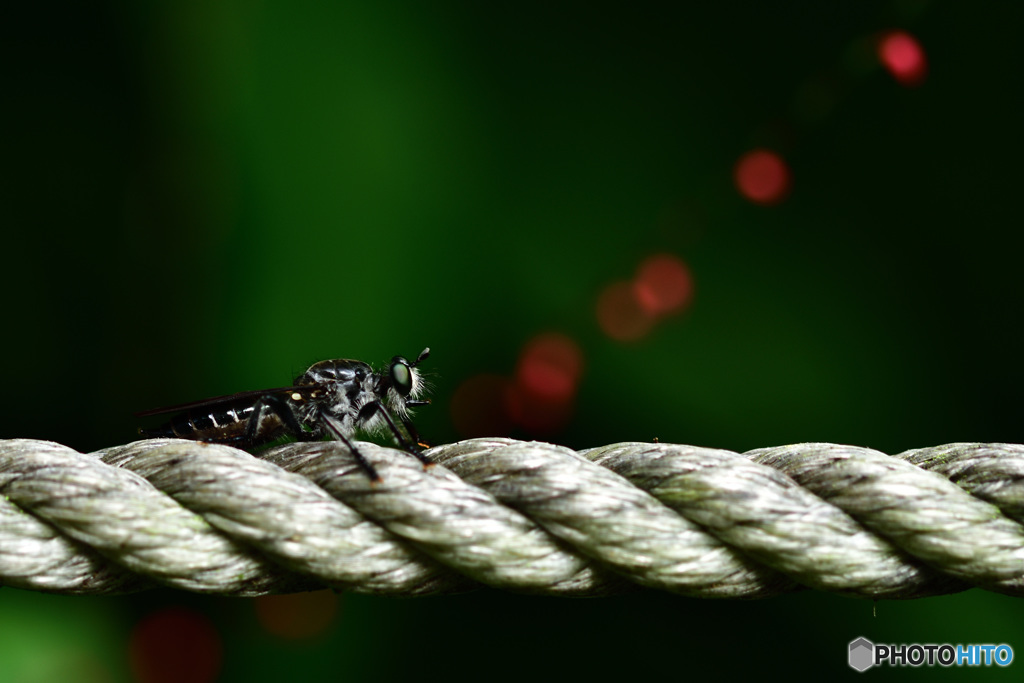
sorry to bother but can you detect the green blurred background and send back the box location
[4,0,1023,680]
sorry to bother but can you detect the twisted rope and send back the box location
[2,437,1023,599]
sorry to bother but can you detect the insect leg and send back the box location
[400,398,432,448]
[205,394,308,447]
[257,394,316,440]
[321,415,381,482]
[356,400,433,466]
[401,414,431,449]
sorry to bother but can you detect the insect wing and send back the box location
[135,385,313,417]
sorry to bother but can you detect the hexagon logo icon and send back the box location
[849,637,874,672]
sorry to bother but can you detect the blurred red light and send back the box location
[254,589,338,640]
[633,253,694,316]
[504,383,574,435]
[504,333,585,435]
[596,280,655,341]
[734,149,790,205]
[878,31,927,86]
[451,373,514,438]
[516,332,583,401]
[129,607,222,683]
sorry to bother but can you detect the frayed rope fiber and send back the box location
[2,437,1023,599]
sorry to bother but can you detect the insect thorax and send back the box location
[294,359,377,435]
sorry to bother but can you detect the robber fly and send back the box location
[137,348,432,481]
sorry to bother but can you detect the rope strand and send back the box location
[2,437,1022,599]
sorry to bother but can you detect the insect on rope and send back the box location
[7,347,1024,600]
[137,348,433,481]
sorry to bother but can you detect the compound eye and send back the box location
[390,359,412,396]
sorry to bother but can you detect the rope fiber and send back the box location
[2,437,1023,599]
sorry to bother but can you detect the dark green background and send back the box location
[4,1,1023,680]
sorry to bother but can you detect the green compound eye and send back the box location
[391,361,412,395]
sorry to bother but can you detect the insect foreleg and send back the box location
[400,414,431,450]
[356,400,432,466]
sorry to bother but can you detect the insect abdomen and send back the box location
[141,402,285,445]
